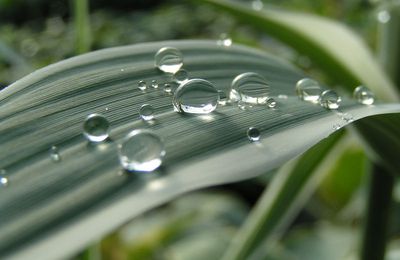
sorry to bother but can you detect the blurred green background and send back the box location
[1,0,400,259]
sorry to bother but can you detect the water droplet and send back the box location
[296,78,322,103]
[105,107,110,112]
[0,176,8,187]
[266,98,277,108]
[217,33,232,47]
[251,0,263,11]
[50,146,61,162]
[138,80,147,91]
[139,104,154,121]
[333,124,342,130]
[120,68,125,72]
[151,80,158,89]
[320,90,341,109]
[230,72,270,104]
[173,79,219,114]
[218,90,228,106]
[163,84,173,94]
[173,69,189,83]
[247,127,261,141]
[118,130,165,172]
[377,10,390,23]
[353,85,375,105]
[341,113,354,123]
[83,114,110,142]
[155,47,183,74]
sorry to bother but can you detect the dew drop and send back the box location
[173,79,219,114]
[118,129,165,172]
[247,127,261,142]
[151,80,158,89]
[138,80,147,91]
[0,176,8,187]
[218,90,228,106]
[139,104,154,121]
[266,98,277,108]
[83,114,110,142]
[230,72,270,104]
[341,113,354,123]
[320,90,341,109]
[163,84,173,94]
[377,10,390,23]
[217,33,232,47]
[296,78,322,103]
[155,47,183,74]
[173,69,189,83]
[353,85,375,105]
[251,0,263,11]
[50,145,61,162]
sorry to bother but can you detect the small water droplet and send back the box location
[50,146,61,162]
[353,85,375,105]
[138,80,147,91]
[230,72,270,104]
[118,130,165,172]
[333,124,342,130]
[173,79,219,114]
[266,98,277,108]
[0,176,8,187]
[320,90,341,109]
[139,104,155,121]
[83,114,110,142]
[238,101,252,110]
[120,68,125,72]
[247,127,261,141]
[251,0,263,10]
[155,47,183,74]
[296,78,322,103]
[218,90,228,106]
[217,33,232,47]
[173,69,189,83]
[163,84,173,94]
[151,80,158,89]
[341,113,354,123]
[278,94,288,99]
[105,107,110,112]
[377,10,390,23]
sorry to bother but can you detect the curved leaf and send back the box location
[0,40,399,259]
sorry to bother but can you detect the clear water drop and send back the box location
[151,80,158,89]
[230,72,270,104]
[50,145,61,162]
[173,69,189,83]
[139,104,154,121]
[296,78,322,103]
[163,84,173,94]
[251,0,263,10]
[353,85,375,105]
[320,90,341,109]
[83,114,110,142]
[138,80,147,91]
[247,127,261,142]
[155,47,183,74]
[217,33,232,47]
[218,90,228,106]
[377,10,390,23]
[118,129,165,172]
[266,98,277,108]
[173,79,219,114]
[0,176,8,187]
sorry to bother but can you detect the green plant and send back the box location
[0,1,400,259]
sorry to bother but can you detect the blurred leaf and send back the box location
[0,40,399,259]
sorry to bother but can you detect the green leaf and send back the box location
[201,0,400,102]
[0,40,399,259]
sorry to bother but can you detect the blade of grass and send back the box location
[73,0,91,54]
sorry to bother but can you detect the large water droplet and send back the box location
[139,104,154,121]
[217,33,232,47]
[247,127,261,141]
[118,130,165,172]
[155,47,183,74]
[320,90,341,109]
[173,79,219,114]
[138,80,147,91]
[353,86,375,105]
[50,145,61,162]
[173,69,189,83]
[230,72,270,104]
[83,114,110,142]
[296,78,322,103]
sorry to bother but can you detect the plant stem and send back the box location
[360,164,394,260]
[73,0,91,54]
